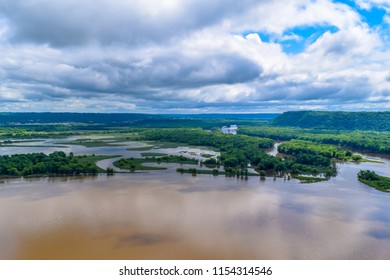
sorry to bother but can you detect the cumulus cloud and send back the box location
[0,0,258,47]
[0,0,389,112]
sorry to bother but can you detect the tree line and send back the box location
[0,151,99,176]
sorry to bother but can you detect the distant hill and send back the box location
[272,111,390,131]
[0,112,157,125]
[0,112,275,128]
[165,114,280,120]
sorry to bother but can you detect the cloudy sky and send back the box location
[0,0,389,113]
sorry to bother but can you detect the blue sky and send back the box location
[0,0,389,113]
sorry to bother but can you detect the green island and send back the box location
[113,155,198,171]
[0,152,119,177]
[291,175,329,184]
[357,170,390,192]
[277,140,366,176]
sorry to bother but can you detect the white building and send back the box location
[221,125,238,135]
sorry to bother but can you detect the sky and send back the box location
[0,0,389,113]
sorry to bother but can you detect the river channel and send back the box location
[0,138,389,259]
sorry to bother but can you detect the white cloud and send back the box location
[0,0,389,112]
[225,0,361,34]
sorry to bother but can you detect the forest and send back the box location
[277,140,362,161]
[358,170,390,192]
[0,152,115,177]
[239,126,390,154]
[140,128,338,177]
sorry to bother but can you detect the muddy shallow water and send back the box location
[0,140,389,259]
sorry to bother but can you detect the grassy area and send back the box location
[292,175,329,184]
[358,159,384,164]
[54,134,140,148]
[114,155,198,171]
[76,155,121,172]
[359,178,390,192]
[55,139,124,147]
[144,141,220,151]
[141,152,168,157]
[147,141,186,148]
[126,141,186,150]
[358,170,390,192]
[127,141,219,152]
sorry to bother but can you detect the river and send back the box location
[0,139,389,259]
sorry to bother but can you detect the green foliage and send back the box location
[351,154,363,161]
[140,128,336,178]
[141,128,274,149]
[278,140,342,159]
[292,175,328,184]
[140,128,278,172]
[278,140,364,166]
[277,140,341,176]
[358,170,390,192]
[239,126,390,154]
[0,152,112,177]
[204,158,218,166]
[106,167,114,175]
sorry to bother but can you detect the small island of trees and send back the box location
[358,170,390,192]
[0,152,117,177]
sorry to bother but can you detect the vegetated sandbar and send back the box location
[358,170,390,192]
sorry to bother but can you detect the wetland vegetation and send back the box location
[0,152,119,177]
[358,170,390,192]
[0,112,389,185]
